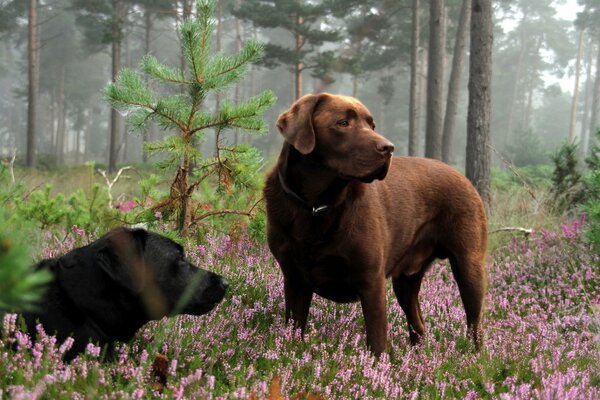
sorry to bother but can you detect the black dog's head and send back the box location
[24,228,228,359]
[58,228,228,321]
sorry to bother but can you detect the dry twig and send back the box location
[97,166,132,208]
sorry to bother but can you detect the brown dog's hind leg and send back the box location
[448,253,487,348]
[283,276,313,333]
[392,270,426,345]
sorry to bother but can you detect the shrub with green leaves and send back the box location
[14,184,116,234]
[0,166,52,315]
[583,130,600,251]
[505,127,549,167]
[551,141,583,210]
[105,0,275,234]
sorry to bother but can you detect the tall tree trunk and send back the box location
[143,6,153,164]
[504,19,527,146]
[442,0,471,164]
[76,107,83,164]
[522,37,541,129]
[409,0,420,156]
[569,30,585,143]
[50,87,57,157]
[419,48,428,153]
[581,39,594,157]
[56,65,66,165]
[26,0,38,167]
[234,6,242,145]
[466,0,493,214]
[109,0,123,173]
[294,15,304,100]
[425,0,445,160]
[589,39,600,151]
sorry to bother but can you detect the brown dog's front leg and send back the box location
[283,275,313,333]
[359,275,387,356]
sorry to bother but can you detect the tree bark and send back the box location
[569,30,585,143]
[466,0,493,214]
[409,0,420,157]
[580,38,594,157]
[56,65,66,165]
[589,39,600,150]
[522,37,541,129]
[234,5,242,145]
[27,0,38,167]
[442,0,471,164]
[294,14,304,100]
[109,0,123,173]
[143,6,153,164]
[504,18,527,146]
[425,0,445,160]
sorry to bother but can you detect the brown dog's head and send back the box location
[276,93,394,182]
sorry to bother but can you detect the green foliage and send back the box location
[505,127,549,167]
[105,0,275,234]
[0,167,52,315]
[551,142,583,210]
[492,165,553,192]
[14,184,115,233]
[583,169,600,252]
[233,0,356,79]
[583,130,600,251]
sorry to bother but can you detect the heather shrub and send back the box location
[1,218,597,398]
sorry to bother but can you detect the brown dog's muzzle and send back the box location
[375,138,395,156]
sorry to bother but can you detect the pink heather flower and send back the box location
[154,211,162,219]
[59,337,74,355]
[132,388,145,399]
[118,200,137,213]
[207,375,215,391]
[2,313,17,337]
[85,343,101,358]
[15,331,32,349]
[169,359,178,376]
[139,349,149,364]
[72,225,86,237]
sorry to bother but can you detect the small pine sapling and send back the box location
[105,0,275,233]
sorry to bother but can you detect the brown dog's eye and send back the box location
[336,120,349,127]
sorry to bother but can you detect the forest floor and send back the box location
[1,215,598,399]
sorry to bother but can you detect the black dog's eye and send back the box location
[336,120,349,127]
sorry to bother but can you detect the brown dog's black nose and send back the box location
[376,139,395,155]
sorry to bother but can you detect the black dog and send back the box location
[21,227,228,360]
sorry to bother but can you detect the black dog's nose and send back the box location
[376,139,395,154]
[219,278,229,291]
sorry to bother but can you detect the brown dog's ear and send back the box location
[276,94,321,155]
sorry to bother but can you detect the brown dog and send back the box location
[264,93,487,355]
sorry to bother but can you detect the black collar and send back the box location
[278,168,331,216]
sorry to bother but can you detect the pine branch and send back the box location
[105,69,154,109]
[203,40,263,89]
[181,0,215,84]
[190,91,275,135]
[142,55,191,85]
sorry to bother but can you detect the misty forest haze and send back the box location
[1,0,598,174]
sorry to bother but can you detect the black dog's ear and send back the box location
[97,228,148,294]
[276,94,323,155]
